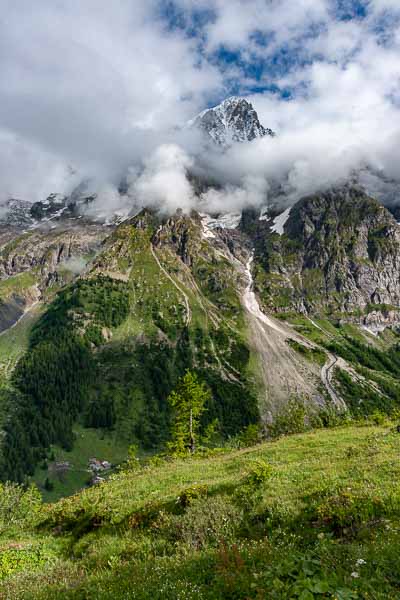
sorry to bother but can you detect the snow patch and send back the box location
[271,207,291,235]
[200,212,241,230]
[200,215,216,239]
[190,96,274,147]
[259,205,270,221]
[243,255,287,335]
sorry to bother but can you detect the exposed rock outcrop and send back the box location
[252,186,400,316]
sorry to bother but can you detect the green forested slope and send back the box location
[0,211,258,484]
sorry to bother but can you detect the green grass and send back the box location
[0,272,37,300]
[286,339,327,366]
[0,304,43,377]
[3,423,400,598]
[33,426,129,502]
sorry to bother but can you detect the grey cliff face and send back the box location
[0,224,107,332]
[252,186,400,318]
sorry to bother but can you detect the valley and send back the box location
[2,188,400,495]
[2,1,400,595]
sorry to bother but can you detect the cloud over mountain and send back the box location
[0,1,399,214]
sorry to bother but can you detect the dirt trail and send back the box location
[321,353,347,410]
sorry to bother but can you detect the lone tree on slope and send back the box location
[167,371,210,455]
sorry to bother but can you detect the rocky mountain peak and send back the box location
[252,185,400,315]
[190,96,275,146]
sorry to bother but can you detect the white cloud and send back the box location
[130,144,196,213]
[200,174,269,213]
[0,1,222,201]
[0,0,399,215]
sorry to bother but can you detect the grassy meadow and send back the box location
[1,421,400,598]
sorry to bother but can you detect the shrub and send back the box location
[310,487,393,535]
[310,406,351,429]
[0,483,42,534]
[243,459,273,488]
[235,459,273,510]
[0,545,52,580]
[168,496,241,550]
[177,484,208,509]
[366,410,389,426]
[268,397,309,437]
[236,424,261,448]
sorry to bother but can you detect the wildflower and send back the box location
[356,559,366,566]
[351,572,360,578]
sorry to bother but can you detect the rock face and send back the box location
[0,199,34,228]
[0,190,100,231]
[0,224,107,332]
[252,186,400,316]
[0,225,106,281]
[190,96,275,146]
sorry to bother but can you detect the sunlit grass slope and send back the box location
[2,422,400,598]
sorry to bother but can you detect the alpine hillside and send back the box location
[1,98,400,495]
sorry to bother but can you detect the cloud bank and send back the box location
[0,1,400,215]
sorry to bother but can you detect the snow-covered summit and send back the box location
[190,96,275,147]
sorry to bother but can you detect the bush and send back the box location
[310,486,394,535]
[310,406,351,429]
[0,545,52,580]
[0,483,42,534]
[165,496,241,550]
[235,459,273,510]
[235,424,261,448]
[268,397,309,437]
[177,484,208,509]
[243,459,273,488]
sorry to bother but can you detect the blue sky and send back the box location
[157,0,376,101]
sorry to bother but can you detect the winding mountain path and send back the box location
[150,244,192,326]
[321,353,346,410]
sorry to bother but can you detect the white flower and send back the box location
[356,559,366,566]
[351,572,360,578]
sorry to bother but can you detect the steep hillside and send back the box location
[2,422,400,599]
[250,186,400,324]
[3,188,400,488]
[0,223,106,333]
[242,187,400,424]
[0,210,260,483]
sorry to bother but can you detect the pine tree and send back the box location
[167,371,210,455]
[44,477,54,492]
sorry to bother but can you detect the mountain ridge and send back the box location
[4,190,400,485]
[1,100,400,487]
